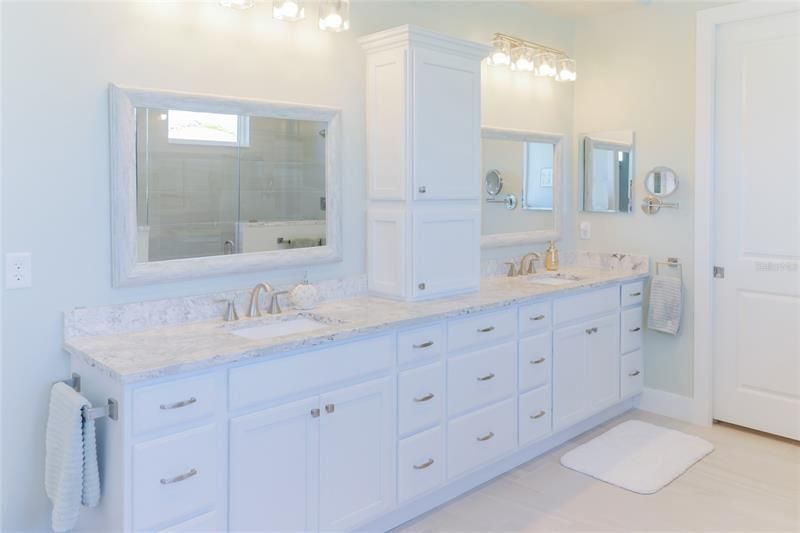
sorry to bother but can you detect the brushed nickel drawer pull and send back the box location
[160,397,197,410]
[630,291,642,297]
[413,341,434,349]
[476,431,495,442]
[413,393,435,403]
[325,404,335,414]
[476,326,495,333]
[629,327,641,332]
[530,357,546,365]
[629,370,641,377]
[413,458,435,470]
[160,468,197,485]
[530,410,546,420]
[310,408,320,418]
[530,314,546,321]
[477,373,495,382]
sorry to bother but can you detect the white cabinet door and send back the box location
[412,208,480,298]
[552,322,589,429]
[229,397,319,533]
[585,313,621,411]
[411,47,481,201]
[319,377,396,531]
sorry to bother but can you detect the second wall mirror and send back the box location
[582,130,635,213]
[481,127,563,248]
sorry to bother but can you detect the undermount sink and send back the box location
[229,315,329,340]
[526,272,583,286]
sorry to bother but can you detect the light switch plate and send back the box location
[5,252,32,289]
[579,221,592,240]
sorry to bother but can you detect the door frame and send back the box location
[693,0,800,426]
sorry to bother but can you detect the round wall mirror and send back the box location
[644,166,679,197]
[485,169,503,196]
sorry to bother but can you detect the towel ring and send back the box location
[655,257,683,280]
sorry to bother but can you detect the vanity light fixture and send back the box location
[219,0,255,9]
[487,33,576,82]
[273,0,305,21]
[318,0,350,32]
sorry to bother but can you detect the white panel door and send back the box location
[229,397,319,532]
[412,47,481,200]
[584,313,620,412]
[552,322,589,429]
[412,207,480,298]
[318,377,396,531]
[713,9,800,439]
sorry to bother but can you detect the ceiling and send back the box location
[526,0,648,19]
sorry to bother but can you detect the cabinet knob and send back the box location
[418,186,427,193]
[325,404,335,414]
[418,282,426,290]
[310,408,320,418]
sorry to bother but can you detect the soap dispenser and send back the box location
[289,271,320,310]
[544,241,559,271]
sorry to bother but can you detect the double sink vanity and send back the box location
[65,266,646,532]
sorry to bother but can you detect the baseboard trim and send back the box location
[637,387,696,423]
[362,398,637,532]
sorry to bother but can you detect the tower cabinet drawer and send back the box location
[447,341,516,417]
[447,398,516,479]
[518,333,551,392]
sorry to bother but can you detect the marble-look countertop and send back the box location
[64,268,648,384]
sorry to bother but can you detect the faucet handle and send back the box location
[268,291,289,315]
[216,299,239,322]
[504,262,517,277]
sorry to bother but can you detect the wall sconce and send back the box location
[318,0,350,32]
[219,0,255,9]
[273,0,305,21]
[487,33,576,82]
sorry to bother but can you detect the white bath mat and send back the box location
[560,420,714,494]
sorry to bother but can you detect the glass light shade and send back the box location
[220,0,255,9]
[555,57,577,82]
[318,0,350,32]
[533,52,557,77]
[273,0,305,21]
[510,45,535,72]
[487,36,511,67]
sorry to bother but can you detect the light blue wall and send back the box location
[1,2,575,529]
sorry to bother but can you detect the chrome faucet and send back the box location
[520,252,541,275]
[247,282,274,317]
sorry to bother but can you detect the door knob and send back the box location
[325,404,335,414]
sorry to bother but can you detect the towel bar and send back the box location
[59,372,119,421]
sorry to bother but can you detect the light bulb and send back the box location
[555,57,577,82]
[220,0,254,9]
[318,0,349,32]
[321,12,342,29]
[487,35,512,67]
[273,0,305,21]
[510,45,535,72]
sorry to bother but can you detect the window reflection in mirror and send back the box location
[481,137,556,237]
[135,108,327,262]
[582,131,634,213]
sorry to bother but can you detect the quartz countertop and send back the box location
[64,268,648,384]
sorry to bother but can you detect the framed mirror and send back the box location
[110,85,341,286]
[582,131,634,213]
[644,166,679,196]
[481,127,564,248]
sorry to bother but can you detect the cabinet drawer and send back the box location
[398,426,444,503]
[229,335,393,411]
[621,307,643,354]
[133,425,220,531]
[621,350,644,398]
[518,300,552,336]
[518,333,551,392]
[398,362,444,436]
[447,398,516,479]
[621,280,644,307]
[447,307,516,353]
[398,323,444,366]
[519,385,552,446]
[133,374,218,436]
[447,341,516,417]
[553,286,619,325]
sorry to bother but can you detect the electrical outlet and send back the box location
[579,221,592,240]
[5,252,32,289]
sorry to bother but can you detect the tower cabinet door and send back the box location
[411,47,481,201]
[229,397,320,533]
[412,208,480,299]
[318,377,396,531]
[552,322,590,429]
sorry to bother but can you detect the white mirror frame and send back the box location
[480,126,564,248]
[109,84,342,287]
